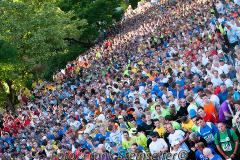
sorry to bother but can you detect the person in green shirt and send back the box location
[160,102,170,117]
[165,115,182,130]
[214,122,240,160]
[151,105,162,119]
[122,131,134,150]
[130,128,148,150]
[149,101,158,113]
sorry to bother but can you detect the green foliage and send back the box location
[0,41,19,108]
[58,0,128,43]
[0,0,87,63]
[43,44,87,79]
[0,0,86,109]
[0,40,17,60]
[129,0,140,9]
[0,62,30,110]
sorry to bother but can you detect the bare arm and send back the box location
[223,111,232,118]
[232,140,239,156]
[179,132,189,145]
[216,145,229,159]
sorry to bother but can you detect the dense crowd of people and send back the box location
[1,0,240,159]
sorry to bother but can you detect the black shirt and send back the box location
[177,106,188,117]
[137,120,155,136]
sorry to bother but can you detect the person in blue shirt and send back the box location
[196,117,219,149]
[94,127,111,141]
[2,133,14,146]
[176,72,185,87]
[192,85,204,94]
[203,147,222,160]
[58,125,67,137]
[217,84,228,104]
[46,132,55,140]
[195,142,217,160]
[151,83,163,98]
[168,83,185,99]
[233,89,240,101]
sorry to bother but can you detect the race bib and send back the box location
[204,134,214,143]
[221,142,232,152]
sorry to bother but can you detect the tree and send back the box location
[0,0,87,111]
[58,0,127,44]
[0,0,87,63]
[0,41,24,112]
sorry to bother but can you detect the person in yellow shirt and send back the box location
[153,119,165,137]
[122,131,134,150]
[131,67,138,74]
[32,80,37,88]
[96,51,102,59]
[180,116,198,132]
[23,88,31,97]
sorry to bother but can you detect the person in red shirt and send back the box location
[24,115,31,126]
[185,49,197,62]
[214,86,221,95]
[197,107,217,124]
[3,125,10,133]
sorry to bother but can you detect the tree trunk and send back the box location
[5,80,16,113]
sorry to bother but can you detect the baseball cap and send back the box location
[150,132,158,137]
[171,140,180,147]
[130,128,137,134]
[118,115,124,119]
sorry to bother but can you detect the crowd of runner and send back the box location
[1,0,240,159]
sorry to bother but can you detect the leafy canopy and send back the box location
[0,0,86,109]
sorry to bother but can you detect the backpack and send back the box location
[216,129,234,143]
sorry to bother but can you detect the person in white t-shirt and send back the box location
[206,63,214,78]
[235,50,240,67]
[170,140,189,160]
[166,123,190,152]
[149,132,168,155]
[234,0,240,6]
[220,73,233,88]
[212,61,223,75]
[191,62,202,74]
[201,53,209,66]
[84,122,95,134]
[109,125,122,145]
[168,92,179,108]
[219,60,230,75]
[211,70,223,87]
[69,117,81,131]
[195,88,204,107]
[186,96,198,113]
[159,73,169,84]
[139,93,148,109]
[215,1,224,14]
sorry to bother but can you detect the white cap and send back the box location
[171,140,180,147]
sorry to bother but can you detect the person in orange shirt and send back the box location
[201,94,219,122]
[148,70,157,81]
